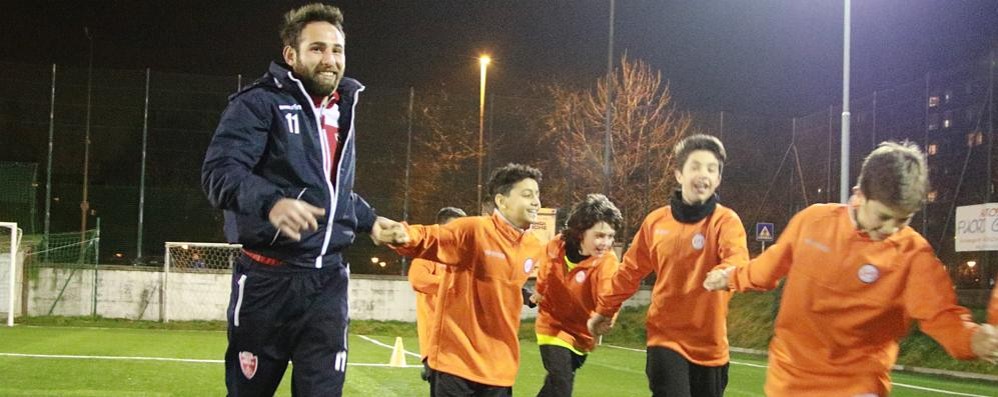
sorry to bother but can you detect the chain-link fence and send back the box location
[17,229,100,319]
[1,52,995,289]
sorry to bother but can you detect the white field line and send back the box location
[0,352,222,364]
[1,351,421,369]
[356,334,421,359]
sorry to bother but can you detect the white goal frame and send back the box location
[1,222,20,327]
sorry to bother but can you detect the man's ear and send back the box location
[283,46,297,66]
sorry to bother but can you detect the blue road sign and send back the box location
[756,222,775,242]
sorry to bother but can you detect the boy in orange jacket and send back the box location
[531,193,622,397]
[408,206,466,391]
[376,163,545,396]
[705,141,998,396]
[588,134,750,397]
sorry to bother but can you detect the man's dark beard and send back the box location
[292,61,336,97]
[301,76,335,97]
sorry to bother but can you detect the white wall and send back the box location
[349,275,417,321]
[28,266,162,320]
[22,266,652,323]
[0,251,24,318]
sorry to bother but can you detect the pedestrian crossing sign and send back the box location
[756,223,775,242]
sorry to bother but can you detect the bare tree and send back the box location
[537,56,695,236]
[406,90,479,223]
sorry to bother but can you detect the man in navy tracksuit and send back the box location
[201,4,401,396]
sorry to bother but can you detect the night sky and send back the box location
[3,0,996,116]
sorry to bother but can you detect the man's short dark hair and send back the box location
[674,134,727,172]
[561,194,623,245]
[486,163,543,200]
[435,207,466,224]
[281,3,344,49]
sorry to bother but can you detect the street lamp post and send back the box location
[477,55,491,208]
[604,0,615,195]
[840,0,851,203]
[81,27,94,250]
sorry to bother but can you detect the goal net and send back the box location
[162,242,241,322]
[0,222,22,327]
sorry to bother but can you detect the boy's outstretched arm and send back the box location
[705,209,806,292]
[592,217,655,335]
[907,250,998,362]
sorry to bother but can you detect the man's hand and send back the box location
[588,313,613,336]
[971,324,998,363]
[703,267,734,291]
[530,292,543,305]
[371,216,409,246]
[268,198,325,241]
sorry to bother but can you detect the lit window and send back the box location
[928,96,940,107]
[944,90,953,103]
[927,144,938,155]
[943,111,953,129]
[967,131,984,147]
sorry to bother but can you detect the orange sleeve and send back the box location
[729,209,802,291]
[989,276,998,325]
[535,255,552,297]
[904,248,980,359]
[595,252,621,306]
[717,210,750,268]
[408,258,441,295]
[391,218,477,269]
[596,217,654,317]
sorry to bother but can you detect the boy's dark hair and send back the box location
[280,3,344,49]
[673,134,727,172]
[435,207,466,224]
[554,207,570,233]
[486,163,543,201]
[857,141,928,213]
[561,194,623,245]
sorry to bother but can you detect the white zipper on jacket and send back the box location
[325,86,364,268]
[286,72,364,268]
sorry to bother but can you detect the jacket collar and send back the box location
[546,237,599,269]
[670,189,718,224]
[491,210,532,244]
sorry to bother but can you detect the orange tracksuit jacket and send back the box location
[535,237,619,353]
[728,204,980,397]
[391,212,544,387]
[408,258,445,359]
[595,204,749,366]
